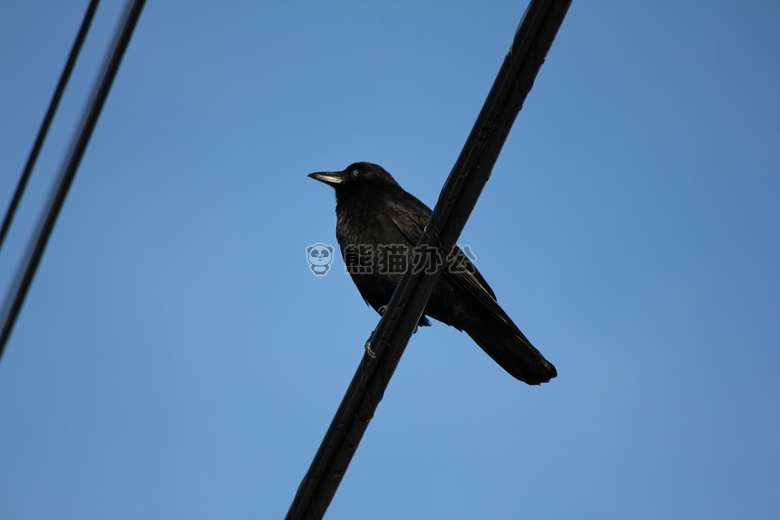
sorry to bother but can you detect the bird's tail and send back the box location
[463,309,557,385]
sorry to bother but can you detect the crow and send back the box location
[309,162,556,385]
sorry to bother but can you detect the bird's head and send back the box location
[308,162,400,195]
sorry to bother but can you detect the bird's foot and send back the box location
[366,304,416,354]
[364,305,389,358]
[379,304,419,334]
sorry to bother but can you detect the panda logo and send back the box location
[306,243,334,276]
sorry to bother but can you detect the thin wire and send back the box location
[0,0,147,362]
[0,0,100,255]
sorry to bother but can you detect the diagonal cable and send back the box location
[0,0,100,255]
[286,0,572,518]
[0,0,147,362]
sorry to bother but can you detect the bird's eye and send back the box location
[351,169,360,178]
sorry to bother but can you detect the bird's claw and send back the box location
[364,332,377,358]
[363,305,389,359]
[365,304,415,356]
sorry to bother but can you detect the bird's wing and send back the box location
[386,193,498,304]
[385,194,430,245]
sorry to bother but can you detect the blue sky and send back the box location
[1,1,779,518]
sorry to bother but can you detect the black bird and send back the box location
[309,162,556,385]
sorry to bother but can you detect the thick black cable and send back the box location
[0,0,146,361]
[0,0,100,255]
[286,1,572,518]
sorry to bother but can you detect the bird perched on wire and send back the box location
[309,162,556,385]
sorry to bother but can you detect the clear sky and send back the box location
[1,1,779,518]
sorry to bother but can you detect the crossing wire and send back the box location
[0,0,100,254]
[0,0,147,361]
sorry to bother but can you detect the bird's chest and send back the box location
[335,198,411,306]
[335,197,404,250]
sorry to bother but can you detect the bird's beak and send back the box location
[308,171,346,187]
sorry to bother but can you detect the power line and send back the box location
[286,0,572,518]
[0,0,147,362]
[0,0,100,255]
